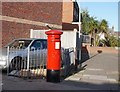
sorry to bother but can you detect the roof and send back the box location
[114,31,120,36]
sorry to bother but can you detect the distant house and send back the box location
[108,26,120,39]
[114,31,120,39]
[98,26,115,40]
[1,0,80,48]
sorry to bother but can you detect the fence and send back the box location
[7,46,76,79]
[61,47,75,77]
[7,46,47,79]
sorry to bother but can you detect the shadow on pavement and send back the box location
[60,46,104,82]
[81,45,102,63]
[2,75,119,91]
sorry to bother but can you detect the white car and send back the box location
[0,38,47,72]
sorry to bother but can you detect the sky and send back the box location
[77,1,119,32]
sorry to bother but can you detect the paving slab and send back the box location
[62,52,119,90]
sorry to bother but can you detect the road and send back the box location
[0,51,119,91]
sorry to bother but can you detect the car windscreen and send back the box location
[9,40,32,49]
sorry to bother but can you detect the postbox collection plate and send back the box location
[55,42,60,49]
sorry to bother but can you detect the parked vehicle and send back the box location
[0,38,47,72]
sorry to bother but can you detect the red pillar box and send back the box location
[45,30,63,83]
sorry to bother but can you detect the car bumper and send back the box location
[0,60,7,69]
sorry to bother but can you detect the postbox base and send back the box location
[46,69,60,83]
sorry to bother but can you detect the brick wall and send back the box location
[1,2,79,47]
[62,2,73,23]
[2,21,48,47]
[1,2,62,47]
[2,2,62,25]
[82,45,118,54]
[62,1,79,31]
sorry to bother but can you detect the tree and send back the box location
[118,38,120,47]
[97,19,109,46]
[105,34,118,47]
[88,17,99,46]
[81,9,90,35]
[99,19,108,35]
[81,9,115,47]
[81,9,99,46]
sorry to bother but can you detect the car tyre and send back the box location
[9,57,22,73]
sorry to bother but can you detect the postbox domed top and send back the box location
[45,30,63,35]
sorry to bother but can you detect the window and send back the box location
[42,40,47,49]
[31,40,43,50]
[30,40,47,50]
[73,2,79,22]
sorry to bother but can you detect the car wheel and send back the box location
[21,59,27,69]
[9,57,22,73]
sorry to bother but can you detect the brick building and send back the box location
[1,0,79,47]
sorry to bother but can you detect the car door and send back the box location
[29,40,47,68]
[40,40,47,66]
[30,40,42,68]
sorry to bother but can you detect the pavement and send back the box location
[1,49,119,91]
[62,52,119,90]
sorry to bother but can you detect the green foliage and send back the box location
[98,39,106,47]
[81,9,108,36]
[81,8,117,47]
[105,35,118,47]
[99,19,108,34]
[95,35,100,46]
[81,9,90,35]
[118,38,120,47]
